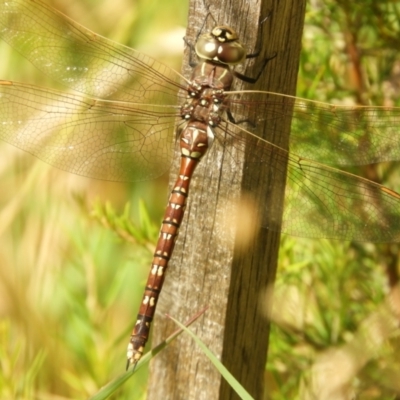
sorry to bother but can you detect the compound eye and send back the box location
[215,41,246,64]
[195,34,219,60]
[195,27,246,65]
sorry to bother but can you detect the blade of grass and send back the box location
[166,314,255,400]
[89,306,208,400]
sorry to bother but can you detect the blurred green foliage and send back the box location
[0,0,186,399]
[267,1,400,399]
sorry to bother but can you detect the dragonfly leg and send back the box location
[233,52,277,84]
[234,11,277,84]
[245,11,274,59]
[226,107,257,128]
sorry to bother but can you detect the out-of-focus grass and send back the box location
[0,0,187,399]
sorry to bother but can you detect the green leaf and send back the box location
[167,315,255,400]
[89,307,208,399]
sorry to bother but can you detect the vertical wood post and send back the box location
[147,0,306,399]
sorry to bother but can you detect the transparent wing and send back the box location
[0,80,179,181]
[228,91,400,166]
[282,158,400,242]
[0,0,187,102]
[217,118,400,242]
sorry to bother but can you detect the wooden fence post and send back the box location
[147,0,306,398]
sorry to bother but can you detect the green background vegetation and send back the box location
[0,0,400,399]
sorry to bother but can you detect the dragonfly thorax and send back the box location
[195,25,246,65]
[181,61,233,127]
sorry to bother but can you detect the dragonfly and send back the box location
[1,0,400,369]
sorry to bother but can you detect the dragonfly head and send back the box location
[195,26,246,65]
